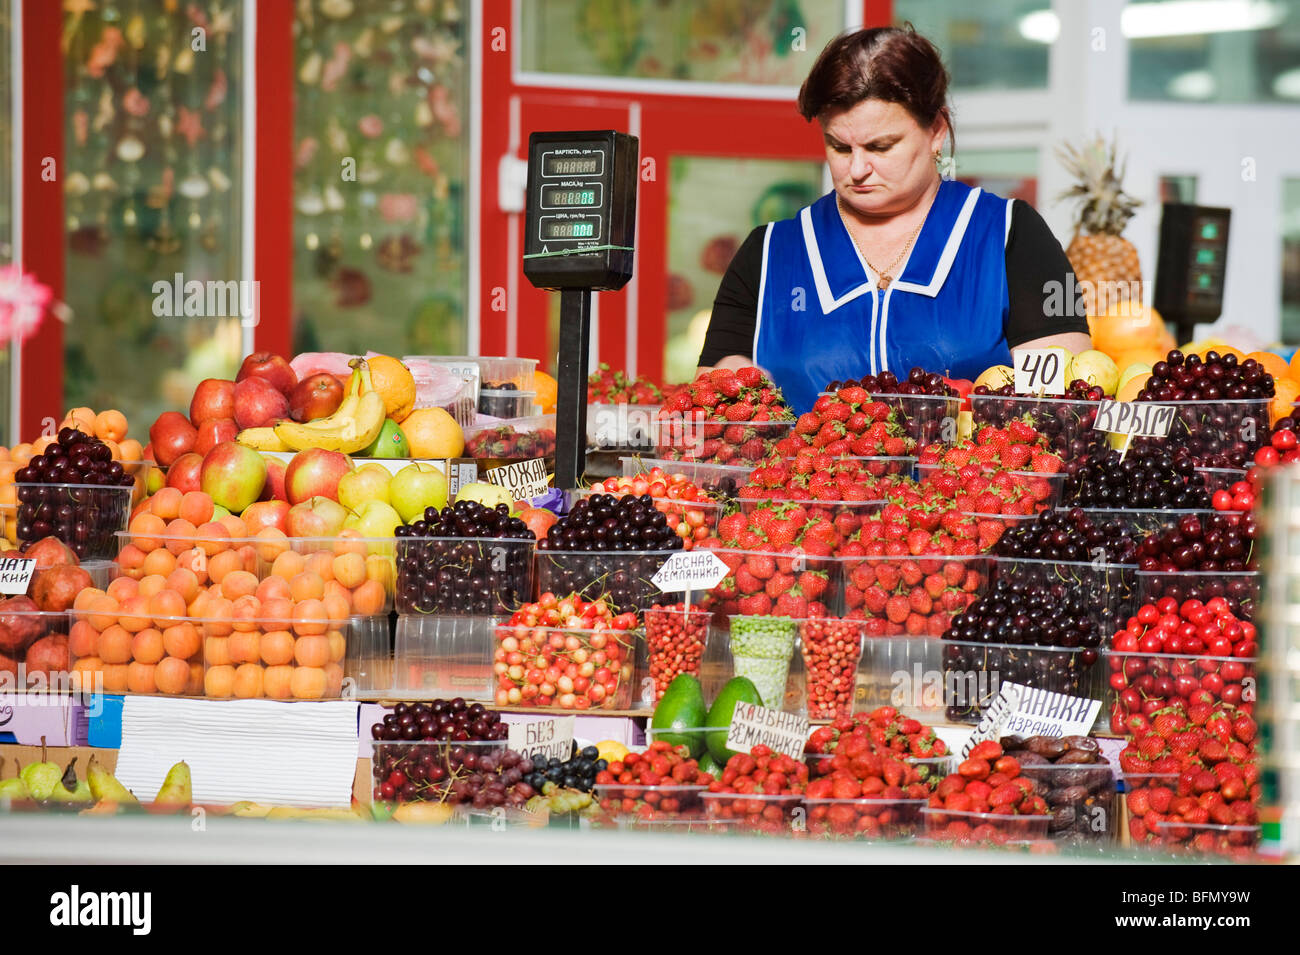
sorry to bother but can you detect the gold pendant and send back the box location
[878,274,891,290]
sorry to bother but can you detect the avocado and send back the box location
[650,674,708,758]
[705,676,763,764]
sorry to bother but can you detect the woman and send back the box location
[698,27,1090,413]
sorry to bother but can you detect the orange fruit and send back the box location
[367,355,417,422]
[1272,377,1300,425]
[533,370,558,414]
[1246,351,1290,383]
[398,408,464,458]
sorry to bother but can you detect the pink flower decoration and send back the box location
[123,88,150,118]
[358,115,384,139]
[378,193,418,223]
[0,266,54,341]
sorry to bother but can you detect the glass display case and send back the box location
[60,0,246,431]
[291,0,470,359]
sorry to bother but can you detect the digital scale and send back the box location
[523,130,639,489]
[1154,203,1231,344]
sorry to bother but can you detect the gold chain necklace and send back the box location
[836,194,927,291]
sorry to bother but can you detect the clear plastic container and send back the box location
[855,635,946,718]
[840,554,992,636]
[725,615,801,713]
[463,414,557,463]
[1196,466,1249,493]
[804,797,927,840]
[1150,821,1261,858]
[969,394,1106,459]
[408,355,538,391]
[706,549,843,619]
[642,605,713,702]
[797,616,865,720]
[478,388,538,419]
[392,614,501,700]
[16,482,134,560]
[1013,762,1116,842]
[989,557,1138,622]
[865,393,959,446]
[655,416,796,464]
[621,456,754,496]
[1103,649,1257,720]
[587,403,661,450]
[700,791,805,833]
[569,488,722,549]
[916,464,1067,511]
[1135,569,1260,620]
[345,614,393,699]
[942,639,1105,724]
[1149,397,1270,462]
[592,783,708,820]
[371,738,510,804]
[921,806,1052,844]
[491,622,639,709]
[1058,507,1220,537]
[79,558,120,590]
[395,536,535,615]
[0,607,83,694]
[535,548,678,615]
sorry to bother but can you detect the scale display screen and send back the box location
[541,184,601,208]
[539,217,599,239]
[541,152,603,177]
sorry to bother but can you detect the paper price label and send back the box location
[724,701,810,761]
[508,716,575,762]
[961,683,1100,757]
[0,558,35,596]
[1092,399,1176,438]
[651,550,729,593]
[1014,347,1067,396]
[485,458,550,501]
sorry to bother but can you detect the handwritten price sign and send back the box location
[1014,348,1068,396]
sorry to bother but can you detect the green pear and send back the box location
[154,761,192,806]
[0,758,31,803]
[361,419,410,459]
[49,758,92,805]
[19,742,62,802]
[87,753,138,806]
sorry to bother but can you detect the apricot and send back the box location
[204,636,231,667]
[203,597,234,636]
[71,657,104,693]
[126,661,157,694]
[255,528,290,563]
[260,597,293,625]
[105,577,137,602]
[288,571,325,603]
[304,551,335,582]
[149,487,184,521]
[179,491,215,526]
[204,664,235,698]
[73,587,106,613]
[116,543,147,576]
[321,593,350,626]
[218,514,248,539]
[194,522,230,556]
[365,554,393,585]
[68,620,99,658]
[66,406,96,429]
[332,552,366,589]
[154,656,190,695]
[323,662,344,697]
[290,666,327,700]
[136,574,167,599]
[117,594,152,632]
[176,546,209,583]
[292,598,328,636]
[98,625,133,664]
[293,634,330,668]
[30,435,55,456]
[117,439,144,463]
[163,519,198,553]
[131,628,165,665]
[237,544,259,574]
[230,594,262,632]
[85,594,121,631]
[232,663,264,699]
[221,570,259,601]
[327,629,346,663]
[260,630,295,666]
[101,663,130,692]
[129,513,167,551]
[148,589,187,626]
[186,662,204,695]
[227,629,261,664]
[270,550,305,580]
[162,621,201,659]
[141,546,177,578]
[351,579,387,616]
[206,548,243,585]
[263,665,294,699]
[94,410,128,443]
[164,568,200,605]
[255,575,292,603]
[187,589,212,618]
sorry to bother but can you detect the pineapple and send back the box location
[1057,136,1143,316]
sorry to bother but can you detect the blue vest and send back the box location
[754,180,1015,414]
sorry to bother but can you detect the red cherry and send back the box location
[1256,446,1281,466]
[1272,429,1298,451]
[1212,489,1234,511]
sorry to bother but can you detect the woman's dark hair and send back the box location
[797,26,954,152]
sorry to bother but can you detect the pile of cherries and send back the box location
[1063,444,1211,509]
[994,506,1138,565]
[371,699,509,743]
[825,366,956,397]
[394,500,536,614]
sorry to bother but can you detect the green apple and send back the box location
[362,418,410,458]
[345,500,402,538]
[211,504,232,521]
[1068,349,1120,395]
[390,463,449,523]
[338,464,392,511]
[455,481,515,511]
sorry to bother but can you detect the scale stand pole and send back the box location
[554,288,592,490]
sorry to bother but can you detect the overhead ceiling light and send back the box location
[1122,0,1286,39]
[1274,67,1300,99]
[1018,9,1060,44]
[1168,69,1217,99]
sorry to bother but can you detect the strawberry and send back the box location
[736,367,763,389]
[1031,452,1062,474]
[798,571,828,599]
[908,588,933,615]
[885,595,910,623]
[1007,419,1039,444]
[795,412,821,435]
[738,593,772,615]
[774,592,808,617]
[719,512,747,543]
[838,386,870,406]
[1000,444,1032,470]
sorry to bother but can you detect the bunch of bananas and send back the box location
[238,358,386,454]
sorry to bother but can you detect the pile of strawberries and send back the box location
[739,449,910,503]
[594,740,714,818]
[925,741,1051,844]
[1119,703,1260,856]
[843,496,995,557]
[703,745,809,833]
[587,363,663,404]
[657,367,795,463]
[919,464,1060,519]
[464,423,557,460]
[843,555,986,636]
[772,387,916,458]
[705,544,832,618]
[714,503,845,556]
[805,706,949,762]
[917,420,1063,474]
[804,739,933,839]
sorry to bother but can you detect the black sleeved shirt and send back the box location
[698,198,1088,367]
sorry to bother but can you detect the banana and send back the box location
[236,427,293,452]
[273,359,386,454]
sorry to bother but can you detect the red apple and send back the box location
[199,442,268,514]
[189,378,237,427]
[259,456,288,502]
[165,452,204,493]
[237,351,298,397]
[194,417,239,457]
[284,448,353,505]
[518,507,558,540]
[944,377,973,411]
[242,499,291,535]
[285,497,350,538]
[289,373,346,423]
[149,412,197,467]
[233,376,290,430]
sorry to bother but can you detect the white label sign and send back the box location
[651,549,729,593]
[1014,347,1067,396]
[485,458,550,501]
[961,682,1101,757]
[1092,399,1176,438]
[0,558,35,595]
[724,701,810,761]
[508,716,575,762]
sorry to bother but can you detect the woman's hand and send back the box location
[695,354,754,378]
[1013,332,1092,357]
